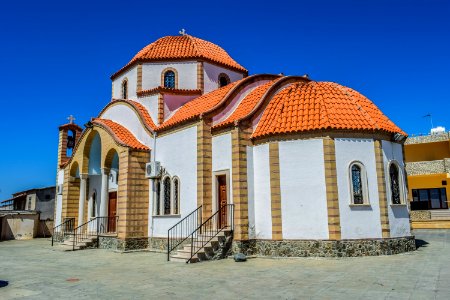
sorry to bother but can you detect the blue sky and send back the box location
[0,0,448,199]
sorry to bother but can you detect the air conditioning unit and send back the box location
[109,169,118,185]
[57,184,63,195]
[145,161,161,178]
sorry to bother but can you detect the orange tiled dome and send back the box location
[112,35,247,78]
[253,81,405,138]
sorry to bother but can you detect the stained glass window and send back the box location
[155,180,161,215]
[389,164,401,204]
[164,71,175,88]
[173,178,179,214]
[219,75,229,87]
[122,80,128,99]
[164,177,171,214]
[351,164,364,204]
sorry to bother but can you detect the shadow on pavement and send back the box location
[415,239,429,249]
[0,280,9,288]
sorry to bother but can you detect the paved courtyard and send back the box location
[0,230,449,299]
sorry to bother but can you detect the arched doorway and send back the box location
[104,149,119,233]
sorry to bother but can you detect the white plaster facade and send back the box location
[382,141,411,237]
[335,138,382,239]
[150,125,198,237]
[278,139,329,240]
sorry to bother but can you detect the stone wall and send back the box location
[406,160,448,175]
[410,210,431,221]
[405,132,450,145]
[232,236,416,257]
[98,236,148,251]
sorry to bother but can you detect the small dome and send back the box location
[253,81,405,138]
[112,35,247,78]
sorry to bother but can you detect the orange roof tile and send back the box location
[99,99,157,131]
[126,100,157,131]
[252,81,405,139]
[213,80,278,129]
[112,35,247,79]
[92,118,149,150]
[137,87,202,98]
[158,79,243,131]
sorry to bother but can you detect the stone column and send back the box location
[78,174,88,227]
[100,168,110,217]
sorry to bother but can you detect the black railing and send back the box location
[73,217,97,251]
[187,204,234,263]
[72,216,119,250]
[51,217,75,246]
[167,206,202,261]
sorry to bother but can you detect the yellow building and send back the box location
[405,131,450,227]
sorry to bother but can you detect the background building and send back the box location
[405,128,450,228]
[0,186,55,240]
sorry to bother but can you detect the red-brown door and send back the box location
[108,192,117,232]
[217,175,227,228]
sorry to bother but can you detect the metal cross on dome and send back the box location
[179,28,186,36]
[67,115,76,124]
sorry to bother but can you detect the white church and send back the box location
[53,32,415,261]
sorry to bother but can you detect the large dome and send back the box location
[253,81,405,138]
[112,35,247,79]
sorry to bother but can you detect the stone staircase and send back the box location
[56,235,98,251]
[170,229,233,263]
[431,210,450,220]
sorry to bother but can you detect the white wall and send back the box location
[55,169,65,225]
[112,67,137,99]
[335,138,382,239]
[246,146,256,239]
[142,62,198,90]
[252,144,272,239]
[100,103,154,146]
[279,139,329,239]
[382,141,411,237]
[212,133,233,211]
[203,62,244,94]
[150,125,197,237]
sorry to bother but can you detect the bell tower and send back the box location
[57,115,83,168]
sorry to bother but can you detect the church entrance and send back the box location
[108,191,117,232]
[217,175,227,228]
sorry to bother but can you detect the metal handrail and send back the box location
[51,218,75,246]
[167,205,202,261]
[187,204,234,263]
[71,216,119,250]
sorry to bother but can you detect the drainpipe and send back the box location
[150,132,157,239]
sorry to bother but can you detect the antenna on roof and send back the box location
[179,28,187,36]
[423,113,434,131]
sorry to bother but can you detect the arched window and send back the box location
[163,176,171,214]
[218,73,230,87]
[163,71,176,89]
[155,180,161,215]
[349,162,369,205]
[172,177,180,214]
[121,79,128,99]
[91,191,97,218]
[389,162,403,204]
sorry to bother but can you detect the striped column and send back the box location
[374,140,391,238]
[197,120,213,220]
[269,142,283,240]
[323,138,341,240]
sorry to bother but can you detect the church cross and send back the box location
[179,28,186,36]
[67,115,76,124]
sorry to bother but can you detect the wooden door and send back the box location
[108,192,117,232]
[217,175,227,228]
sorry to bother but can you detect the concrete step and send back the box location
[431,210,450,220]
[170,253,199,263]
